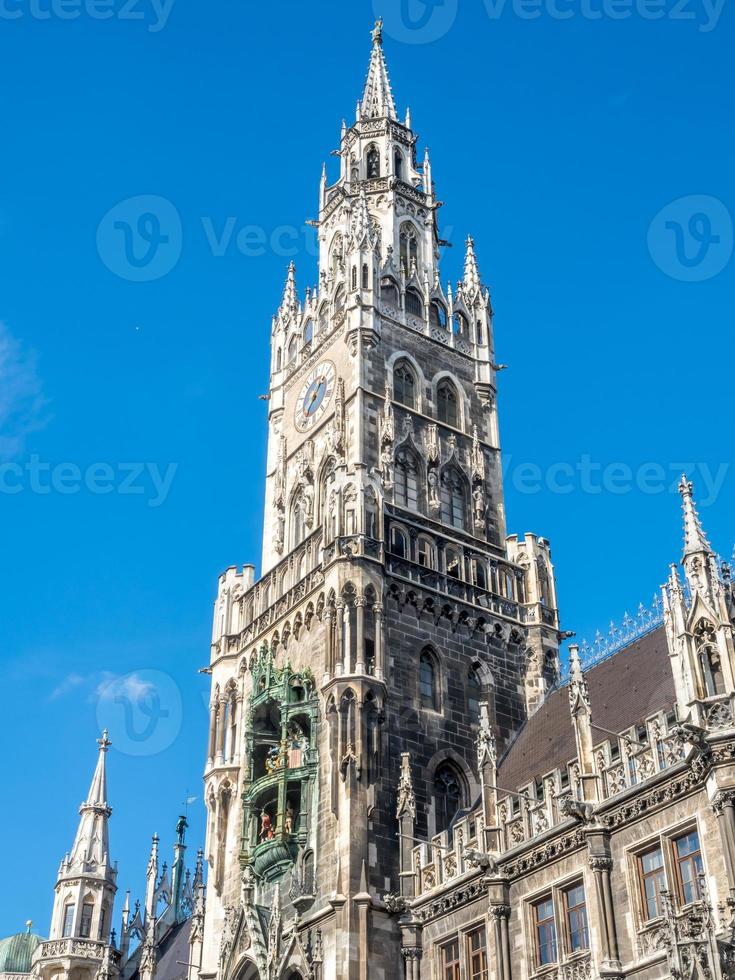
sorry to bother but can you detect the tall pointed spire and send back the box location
[278,261,299,321]
[679,475,713,559]
[69,730,112,871]
[361,19,397,121]
[463,236,482,295]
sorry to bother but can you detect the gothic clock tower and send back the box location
[200,21,561,980]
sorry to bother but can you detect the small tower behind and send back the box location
[33,731,120,980]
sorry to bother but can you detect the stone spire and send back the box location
[463,236,481,295]
[679,475,713,560]
[360,19,397,120]
[568,646,597,802]
[278,261,299,322]
[69,730,113,872]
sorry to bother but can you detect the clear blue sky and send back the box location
[0,0,732,938]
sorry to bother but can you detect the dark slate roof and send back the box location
[129,919,191,980]
[497,626,676,793]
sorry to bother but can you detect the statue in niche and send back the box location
[259,810,274,842]
[265,746,281,774]
[287,723,309,768]
[302,483,314,528]
[427,469,440,511]
[284,803,295,835]
[473,485,486,526]
[275,510,285,554]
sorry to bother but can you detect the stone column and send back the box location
[586,829,621,974]
[396,753,416,899]
[488,878,512,980]
[373,603,384,681]
[215,699,226,762]
[355,595,366,674]
[400,918,423,980]
[324,606,335,683]
[335,599,345,675]
[207,701,217,763]
[712,791,735,889]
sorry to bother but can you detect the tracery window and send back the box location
[433,763,463,832]
[390,525,408,558]
[399,224,418,272]
[695,620,725,696]
[430,301,448,330]
[366,145,380,178]
[395,449,420,510]
[440,468,466,529]
[420,651,439,711]
[303,319,313,344]
[62,903,75,938]
[437,380,459,427]
[394,150,404,180]
[393,360,416,409]
[405,287,424,318]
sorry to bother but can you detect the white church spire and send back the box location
[69,730,113,872]
[360,18,397,120]
[679,474,713,560]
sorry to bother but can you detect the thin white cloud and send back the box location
[95,672,156,704]
[49,673,87,701]
[0,321,48,459]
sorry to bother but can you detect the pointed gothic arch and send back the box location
[440,465,468,530]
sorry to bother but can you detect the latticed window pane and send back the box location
[640,846,666,920]
[440,938,461,980]
[564,884,589,951]
[534,897,558,966]
[437,382,459,427]
[62,904,75,938]
[80,903,94,938]
[394,363,416,408]
[395,452,419,510]
[674,830,703,905]
[440,470,465,529]
[467,927,489,980]
[406,288,423,317]
[434,765,462,833]
[420,655,436,709]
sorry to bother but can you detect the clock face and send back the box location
[295,360,337,432]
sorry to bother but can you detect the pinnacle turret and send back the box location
[463,236,482,295]
[67,730,113,874]
[360,19,397,121]
[679,475,713,560]
[278,262,299,322]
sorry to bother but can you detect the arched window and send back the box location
[453,312,468,336]
[62,902,75,937]
[399,225,419,272]
[394,150,404,180]
[351,265,357,291]
[291,494,307,548]
[433,763,463,833]
[417,536,436,569]
[420,650,439,710]
[472,560,487,591]
[468,668,483,724]
[395,449,420,510]
[367,145,380,179]
[405,287,424,318]
[390,525,408,558]
[275,347,282,371]
[381,278,399,306]
[79,901,94,938]
[695,621,726,697]
[445,547,462,580]
[430,301,448,330]
[362,263,369,289]
[303,319,313,344]
[334,284,346,312]
[287,335,298,364]
[437,380,459,428]
[394,360,416,409]
[318,303,329,333]
[440,469,466,530]
[476,319,484,344]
